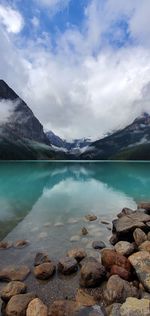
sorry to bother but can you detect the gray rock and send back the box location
[114,241,135,257]
[129,251,150,292]
[117,208,134,218]
[92,241,106,250]
[120,297,150,316]
[133,228,147,246]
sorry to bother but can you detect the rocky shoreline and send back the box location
[0,202,150,315]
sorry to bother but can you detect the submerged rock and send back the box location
[0,241,12,250]
[67,248,87,262]
[114,241,135,257]
[1,281,27,302]
[70,235,80,242]
[80,261,106,287]
[34,252,51,266]
[5,293,36,316]
[58,257,78,275]
[120,297,150,316]
[85,215,97,222]
[133,228,147,246]
[81,227,88,236]
[14,240,29,248]
[92,241,106,250]
[26,298,48,316]
[34,262,55,280]
[76,289,97,307]
[129,251,150,292]
[0,265,30,282]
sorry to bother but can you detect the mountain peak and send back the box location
[0,80,18,100]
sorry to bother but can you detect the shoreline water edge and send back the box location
[0,202,150,315]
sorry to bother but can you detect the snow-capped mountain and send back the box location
[46,130,92,153]
[80,112,150,160]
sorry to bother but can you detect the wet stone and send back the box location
[67,248,87,262]
[34,262,55,280]
[92,241,106,250]
[1,281,27,302]
[5,293,36,316]
[85,215,97,222]
[0,266,30,282]
[58,257,78,275]
[0,242,12,250]
[14,240,29,248]
[34,252,51,266]
[26,298,48,316]
[81,227,88,236]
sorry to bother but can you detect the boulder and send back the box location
[112,211,150,239]
[114,241,135,257]
[67,248,87,262]
[129,251,150,292]
[133,228,147,246]
[139,240,150,253]
[48,300,77,316]
[26,298,48,316]
[1,281,27,302]
[14,240,29,248]
[58,257,78,275]
[104,275,139,305]
[117,208,134,218]
[92,241,106,250]
[0,266,30,282]
[76,289,97,307]
[120,297,150,316]
[0,242,12,250]
[34,262,55,280]
[80,261,106,287]
[34,252,51,266]
[85,215,97,221]
[5,293,36,316]
[101,249,131,271]
[138,202,150,212]
[110,265,131,281]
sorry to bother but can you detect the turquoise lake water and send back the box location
[0,161,150,306]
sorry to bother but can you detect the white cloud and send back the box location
[35,0,70,14]
[0,0,150,139]
[0,99,18,124]
[31,16,40,28]
[0,4,24,33]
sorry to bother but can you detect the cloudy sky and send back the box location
[0,0,150,139]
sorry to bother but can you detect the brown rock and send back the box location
[14,240,29,248]
[133,228,147,246]
[0,242,12,250]
[34,262,55,280]
[104,275,139,305]
[106,303,121,316]
[139,240,150,253]
[1,281,27,302]
[58,257,78,275]
[110,265,131,281]
[0,266,30,282]
[114,241,135,257]
[5,293,36,316]
[34,252,51,266]
[26,298,48,316]
[129,251,150,292]
[85,214,97,221]
[101,249,131,272]
[81,227,88,236]
[67,248,87,262]
[48,300,77,316]
[76,289,97,307]
[117,208,134,218]
[80,261,106,287]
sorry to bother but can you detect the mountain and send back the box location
[46,130,92,154]
[0,80,68,160]
[80,112,150,160]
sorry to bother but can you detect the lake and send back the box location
[0,161,150,305]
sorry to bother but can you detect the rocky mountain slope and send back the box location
[0,80,68,160]
[80,113,150,160]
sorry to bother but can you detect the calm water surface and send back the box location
[0,161,150,306]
